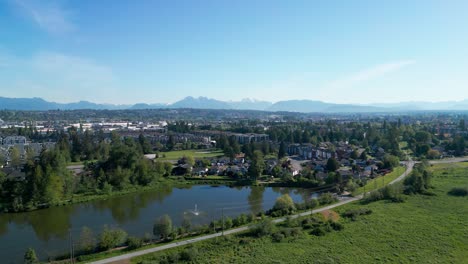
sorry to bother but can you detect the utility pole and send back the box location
[69,229,74,264]
[222,208,225,236]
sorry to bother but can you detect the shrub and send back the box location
[251,219,275,237]
[98,226,128,250]
[318,193,337,205]
[363,184,405,204]
[270,194,296,216]
[127,236,143,250]
[224,217,233,229]
[24,248,38,264]
[180,247,199,261]
[306,199,319,209]
[342,208,372,221]
[330,221,344,231]
[320,210,340,223]
[311,226,326,236]
[448,187,468,197]
[153,214,173,240]
[272,232,285,242]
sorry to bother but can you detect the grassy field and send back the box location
[157,149,224,161]
[354,166,406,195]
[132,163,468,264]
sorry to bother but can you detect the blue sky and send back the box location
[1,0,467,104]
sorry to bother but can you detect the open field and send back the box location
[131,163,468,264]
[156,149,224,161]
[354,166,406,194]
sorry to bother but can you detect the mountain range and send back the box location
[2,96,468,113]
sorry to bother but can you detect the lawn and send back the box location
[132,163,468,264]
[354,166,406,195]
[156,149,224,161]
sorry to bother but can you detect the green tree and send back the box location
[272,194,296,215]
[251,219,275,237]
[382,154,400,169]
[10,146,21,168]
[23,248,38,264]
[278,141,286,159]
[98,226,128,250]
[79,226,96,253]
[153,214,173,240]
[248,150,265,180]
[182,216,192,232]
[326,157,340,172]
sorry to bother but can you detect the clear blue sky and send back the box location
[1,0,467,104]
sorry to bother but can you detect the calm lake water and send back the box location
[0,185,318,263]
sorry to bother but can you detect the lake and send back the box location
[0,185,318,263]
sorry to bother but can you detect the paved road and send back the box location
[89,157,468,264]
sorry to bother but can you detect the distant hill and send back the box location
[0,97,128,110]
[170,96,231,109]
[2,96,468,113]
[267,100,386,113]
[130,103,167,109]
[228,98,273,111]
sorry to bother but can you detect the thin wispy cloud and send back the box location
[327,60,416,89]
[32,52,115,84]
[0,50,117,102]
[14,0,74,34]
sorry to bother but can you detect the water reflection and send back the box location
[0,185,316,263]
[91,186,174,224]
[248,186,265,214]
[0,205,76,241]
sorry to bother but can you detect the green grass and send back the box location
[157,149,224,161]
[132,163,468,264]
[355,166,405,195]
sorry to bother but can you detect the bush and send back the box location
[272,232,285,242]
[311,226,326,236]
[448,187,468,197]
[330,221,344,231]
[270,194,296,216]
[318,193,337,205]
[363,184,405,204]
[306,199,319,209]
[180,247,199,261]
[251,219,275,237]
[24,248,38,264]
[342,208,373,221]
[127,236,143,250]
[98,226,128,250]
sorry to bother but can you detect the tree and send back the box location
[382,154,400,169]
[181,155,195,167]
[153,214,173,240]
[182,216,192,232]
[427,149,441,159]
[278,141,286,159]
[224,217,233,229]
[79,226,96,253]
[98,226,128,250]
[0,152,5,167]
[23,248,38,264]
[251,219,275,237]
[247,150,265,180]
[459,119,466,131]
[10,146,21,168]
[326,157,339,172]
[272,194,296,215]
[138,134,152,154]
[359,151,367,160]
